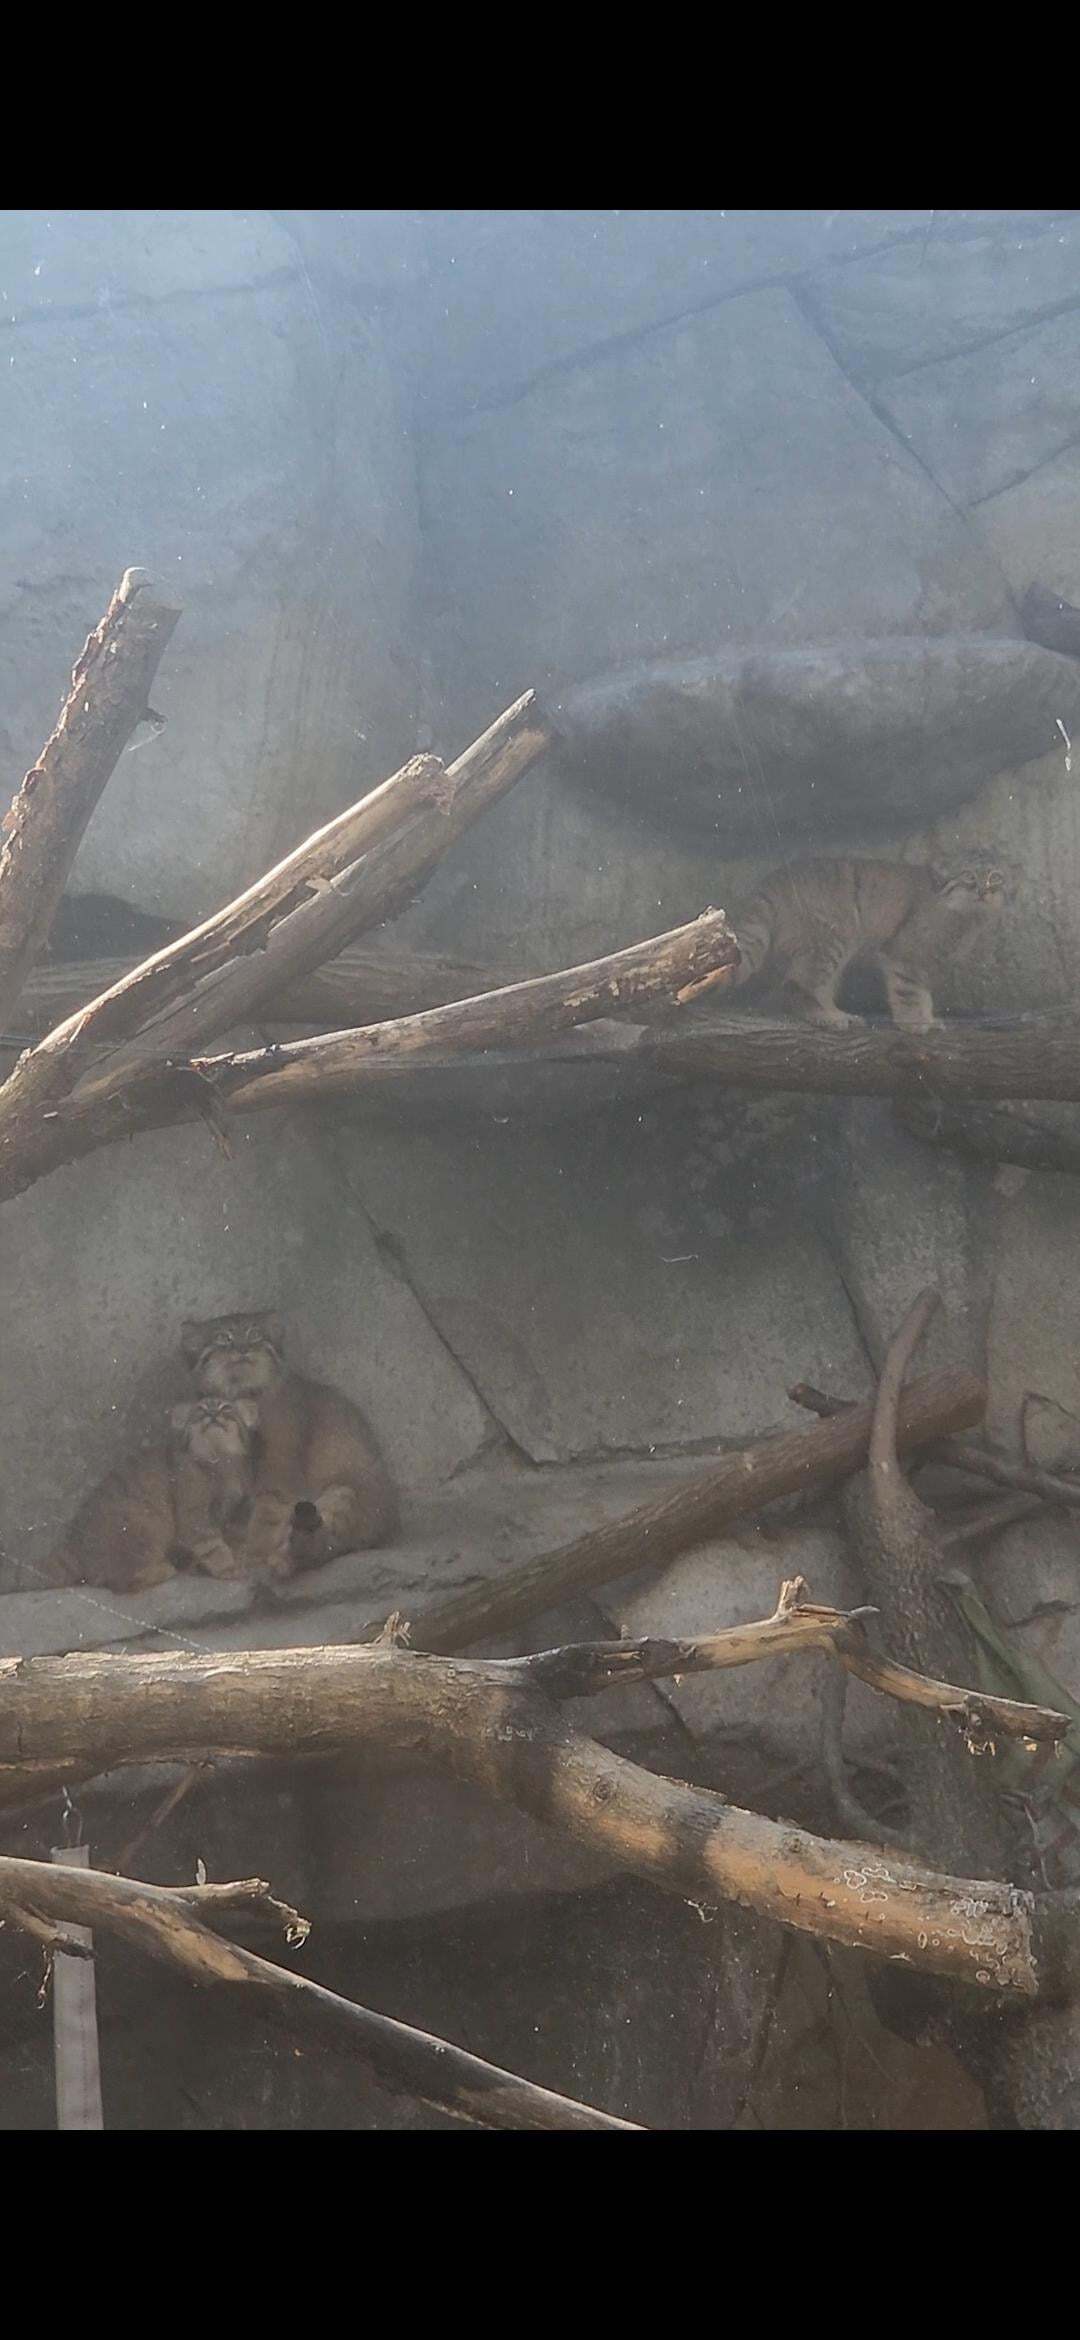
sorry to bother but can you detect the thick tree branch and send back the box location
[11,942,516,1041]
[0,909,737,1198]
[354,1366,986,1656]
[0,572,179,1032]
[0,1857,635,2131]
[518,1577,1069,1746]
[635,1014,1080,1102]
[191,910,738,1110]
[790,1381,1080,1512]
[0,1646,1050,1997]
[0,693,552,1199]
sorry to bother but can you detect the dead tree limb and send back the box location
[193,909,739,1111]
[12,942,516,1040]
[0,1641,1053,1996]
[516,1577,1068,1744]
[0,693,553,1200]
[636,1014,1080,1102]
[0,1857,635,2131]
[0,572,179,1033]
[790,1381,1080,1512]
[355,1366,986,1656]
[0,909,737,1198]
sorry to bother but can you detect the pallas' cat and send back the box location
[729,856,1008,1031]
[181,1311,398,1573]
[50,1397,259,1593]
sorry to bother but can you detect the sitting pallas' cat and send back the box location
[728,856,1008,1031]
[181,1311,399,1574]
[49,1398,260,1594]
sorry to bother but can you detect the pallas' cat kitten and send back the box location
[730,856,1008,1030]
[181,1311,398,1573]
[50,1397,259,1593]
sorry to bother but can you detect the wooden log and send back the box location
[62,691,553,1102]
[0,694,552,1198]
[0,573,179,1033]
[200,910,738,1111]
[0,1646,1046,1996]
[790,1380,1080,1511]
[635,1014,1080,1103]
[355,1365,987,1656]
[0,1857,635,2130]
[0,911,737,1200]
[9,942,516,1040]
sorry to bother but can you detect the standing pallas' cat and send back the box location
[729,856,1008,1030]
[181,1312,399,1573]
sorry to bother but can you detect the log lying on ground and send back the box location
[0,573,179,1034]
[355,1365,986,1656]
[10,942,516,1041]
[0,1857,635,2131]
[896,1096,1080,1176]
[0,911,738,1200]
[0,1627,1061,1996]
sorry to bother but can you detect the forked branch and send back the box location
[0,1857,635,2131]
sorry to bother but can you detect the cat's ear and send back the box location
[179,1321,205,1366]
[234,1398,260,1430]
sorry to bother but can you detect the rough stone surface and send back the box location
[0,224,420,922]
[388,210,934,417]
[804,215,1080,382]
[819,1099,990,1377]
[877,309,1080,509]
[420,290,1011,742]
[333,1114,870,1464]
[974,438,1080,604]
[984,1173,1080,1451]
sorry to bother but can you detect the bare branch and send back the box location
[12,942,518,1041]
[0,572,179,1031]
[790,1381,1080,1511]
[518,1578,1070,1745]
[634,1013,1080,1103]
[358,1365,986,1656]
[0,693,553,1200]
[0,1628,1059,1995]
[0,1856,637,2130]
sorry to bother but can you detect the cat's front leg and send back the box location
[189,1531,249,1580]
[883,966,937,1032]
[244,1491,298,1579]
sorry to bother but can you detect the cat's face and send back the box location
[180,1312,285,1398]
[170,1395,260,1464]
[934,863,1009,915]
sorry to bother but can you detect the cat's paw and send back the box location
[191,1535,248,1580]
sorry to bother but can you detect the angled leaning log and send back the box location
[0,572,179,1034]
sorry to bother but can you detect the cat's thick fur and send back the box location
[730,856,1008,1030]
[49,1397,260,1594]
[181,1312,399,1573]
